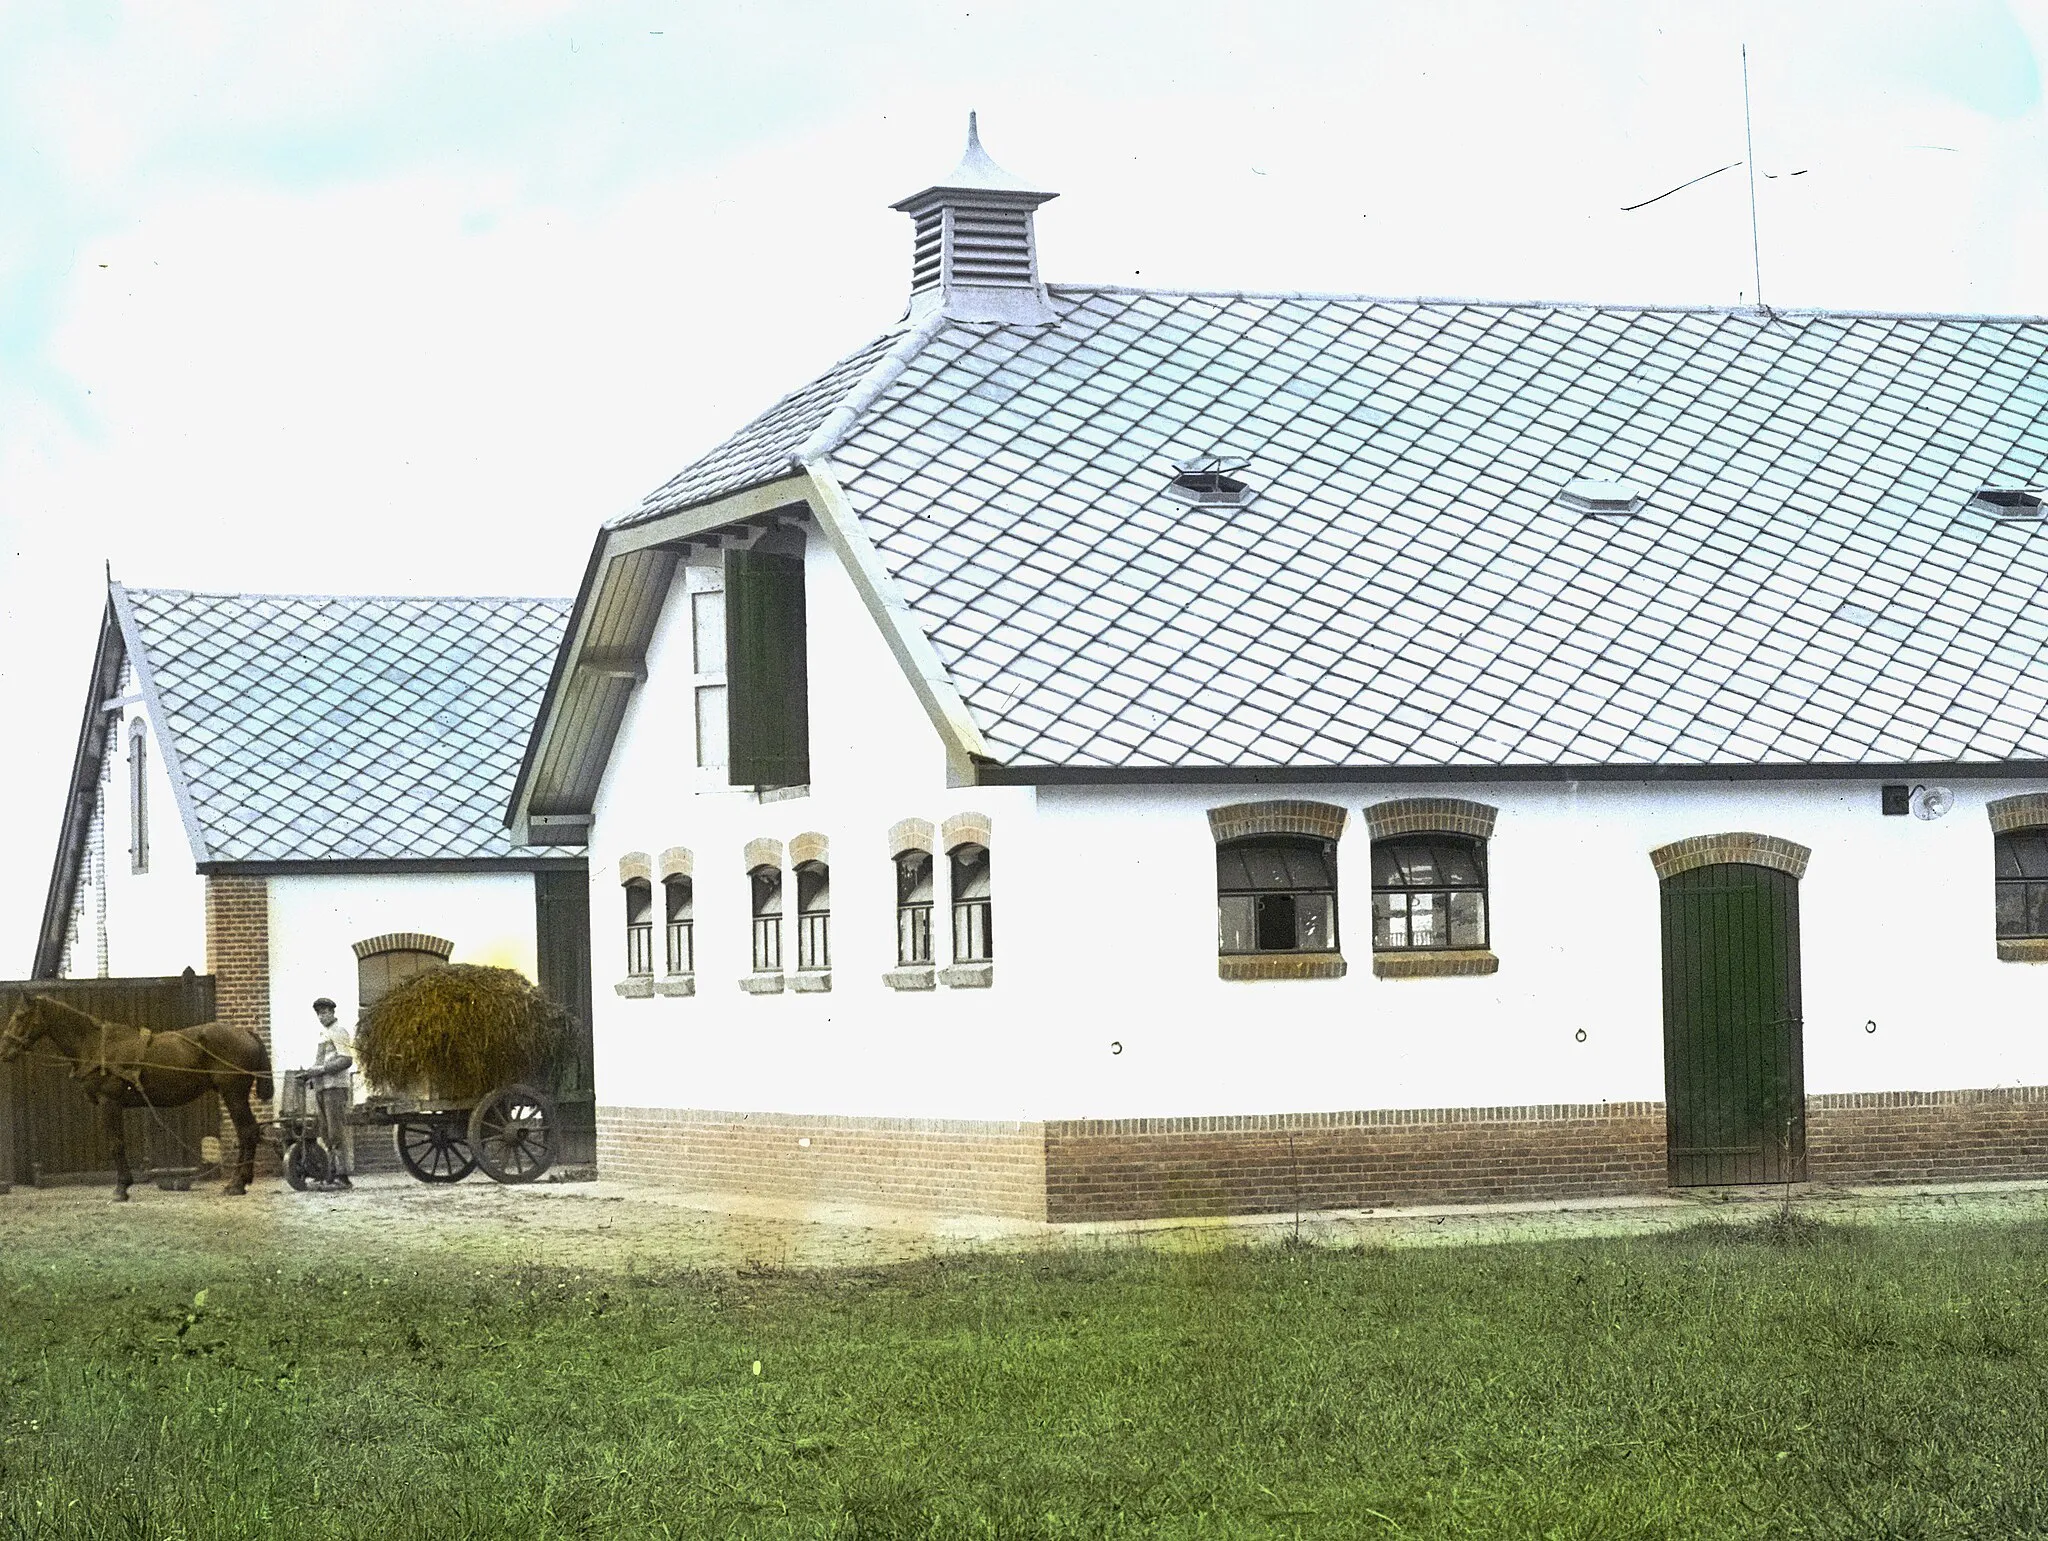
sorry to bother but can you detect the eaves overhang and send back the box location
[973,759,2048,787]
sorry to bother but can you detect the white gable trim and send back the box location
[800,460,989,783]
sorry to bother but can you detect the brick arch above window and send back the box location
[1206,799,1347,845]
[789,831,829,868]
[658,846,693,880]
[1650,833,1810,882]
[618,852,652,885]
[941,812,992,853]
[351,932,453,962]
[888,818,935,858]
[1988,794,2048,834]
[744,837,784,872]
[1362,797,1498,842]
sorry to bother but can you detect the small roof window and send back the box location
[1558,478,1647,517]
[1971,486,2046,518]
[1166,455,1255,508]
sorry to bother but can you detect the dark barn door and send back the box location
[534,869,596,1168]
[1659,864,1806,1186]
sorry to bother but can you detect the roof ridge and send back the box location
[124,588,573,606]
[1045,282,2048,326]
[795,307,955,467]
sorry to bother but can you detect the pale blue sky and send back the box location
[2,1,2044,970]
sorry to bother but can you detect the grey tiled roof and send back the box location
[624,329,911,525]
[647,286,2048,771]
[126,590,576,861]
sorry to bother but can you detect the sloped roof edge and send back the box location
[32,593,126,978]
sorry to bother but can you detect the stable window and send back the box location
[796,861,830,971]
[896,850,935,965]
[950,844,993,963]
[624,878,654,977]
[127,717,148,875]
[1996,830,2048,938]
[1217,837,1339,954]
[664,874,694,975]
[1372,835,1488,951]
[750,865,783,973]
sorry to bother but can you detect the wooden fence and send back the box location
[0,971,220,1188]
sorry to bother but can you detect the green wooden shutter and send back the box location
[724,548,811,787]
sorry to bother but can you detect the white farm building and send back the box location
[504,122,2048,1221]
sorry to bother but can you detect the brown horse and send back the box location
[0,994,272,1200]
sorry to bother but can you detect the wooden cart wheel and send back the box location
[467,1085,557,1185]
[284,1139,329,1191]
[393,1119,476,1183]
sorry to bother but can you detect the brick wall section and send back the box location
[1206,800,1346,844]
[204,874,268,1070]
[888,819,935,857]
[597,1107,1050,1220]
[1362,797,1498,840]
[204,874,272,1158]
[1044,1102,1667,1222]
[1649,832,1810,880]
[1987,794,2048,834]
[1808,1087,2048,1185]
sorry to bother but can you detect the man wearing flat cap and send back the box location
[309,997,355,1187]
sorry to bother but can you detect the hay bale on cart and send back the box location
[356,965,567,1185]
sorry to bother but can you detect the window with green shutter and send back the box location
[723,547,810,788]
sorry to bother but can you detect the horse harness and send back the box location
[77,1022,159,1100]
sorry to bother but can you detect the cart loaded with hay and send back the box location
[340,965,566,1185]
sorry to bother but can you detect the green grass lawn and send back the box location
[6,1212,2048,1539]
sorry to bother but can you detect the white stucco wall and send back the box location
[589,535,1040,1119]
[66,700,207,979]
[265,871,539,1074]
[1015,777,2048,1120]
[584,529,2048,1125]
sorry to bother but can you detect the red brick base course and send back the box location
[595,1088,2048,1223]
[1043,1103,1669,1222]
[1807,1086,2048,1186]
[596,1107,1049,1220]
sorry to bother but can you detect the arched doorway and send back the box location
[1651,835,1809,1186]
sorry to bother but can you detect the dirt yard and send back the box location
[7,1168,2048,1274]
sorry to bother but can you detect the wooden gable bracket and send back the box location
[576,648,649,683]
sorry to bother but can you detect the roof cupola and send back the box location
[890,113,1058,325]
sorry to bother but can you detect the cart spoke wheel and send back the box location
[394,1120,476,1184]
[467,1085,558,1185]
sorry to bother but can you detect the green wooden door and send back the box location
[1659,863,1806,1186]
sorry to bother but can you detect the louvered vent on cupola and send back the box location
[891,113,1058,325]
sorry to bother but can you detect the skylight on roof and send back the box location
[1971,486,2046,519]
[1558,478,1646,518]
[1166,455,1255,508]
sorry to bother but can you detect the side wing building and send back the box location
[40,583,591,1094]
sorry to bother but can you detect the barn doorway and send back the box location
[1658,859,1807,1186]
